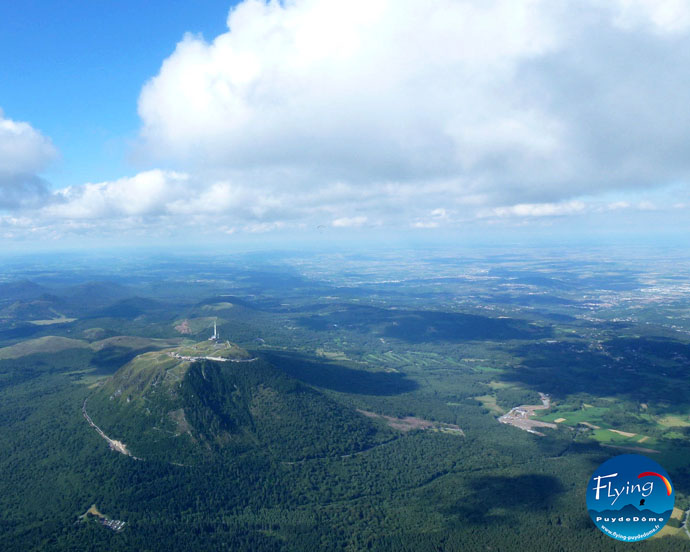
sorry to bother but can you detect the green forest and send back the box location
[1,254,690,551]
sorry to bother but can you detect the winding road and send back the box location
[168,352,258,363]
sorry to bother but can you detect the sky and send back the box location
[1,0,690,250]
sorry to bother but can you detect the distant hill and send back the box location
[87,296,166,319]
[0,280,48,302]
[0,336,89,359]
[58,281,135,311]
[197,296,257,310]
[298,304,552,343]
[90,335,181,351]
[0,299,67,322]
[87,341,382,464]
[0,280,141,320]
[0,334,181,361]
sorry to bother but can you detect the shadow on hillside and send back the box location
[90,346,148,373]
[382,311,552,343]
[443,473,564,525]
[261,351,418,396]
[499,338,690,410]
[297,305,551,343]
[86,297,166,319]
[0,324,45,341]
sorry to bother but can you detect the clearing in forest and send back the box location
[357,409,464,435]
[609,429,636,437]
[474,394,505,415]
[498,393,556,436]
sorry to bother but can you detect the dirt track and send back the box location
[82,398,141,459]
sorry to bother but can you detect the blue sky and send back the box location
[1,0,690,248]
[0,1,233,189]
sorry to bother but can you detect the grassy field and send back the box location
[536,405,609,425]
[0,336,89,359]
[658,415,690,428]
[486,380,513,390]
[316,348,349,361]
[90,336,181,351]
[29,317,77,326]
[0,334,183,360]
[201,302,236,311]
[473,394,505,415]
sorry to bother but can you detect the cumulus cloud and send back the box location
[0,109,56,175]
[135,0,690,213]
[18,169,315,236]
[138,0,562,190]
[48,170,190,219]
[0,109,57,209]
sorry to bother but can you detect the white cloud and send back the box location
[28,168,330,231]
[137,0,563,184]
[412,221,440,229]
[0,108,57,209]
[486,200,587,218]
[48,170,189,219]
[133,0,690,217]
[3,168,688,240]
[5,0,690,241]
[0,109,56,176]
[243,221,285,233]
[608,0,690,33]
[167,181,240,215]
[332,215,367,228]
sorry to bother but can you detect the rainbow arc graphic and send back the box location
[638,472,673,496]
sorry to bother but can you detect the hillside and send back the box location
[86,340,383,464]
[0,336,89,360]
[0,334,181,361]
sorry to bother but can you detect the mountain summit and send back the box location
[86,340,380,464]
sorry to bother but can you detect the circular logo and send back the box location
[587,454,675,542]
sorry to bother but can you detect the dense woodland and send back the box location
[1,253,689,550]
